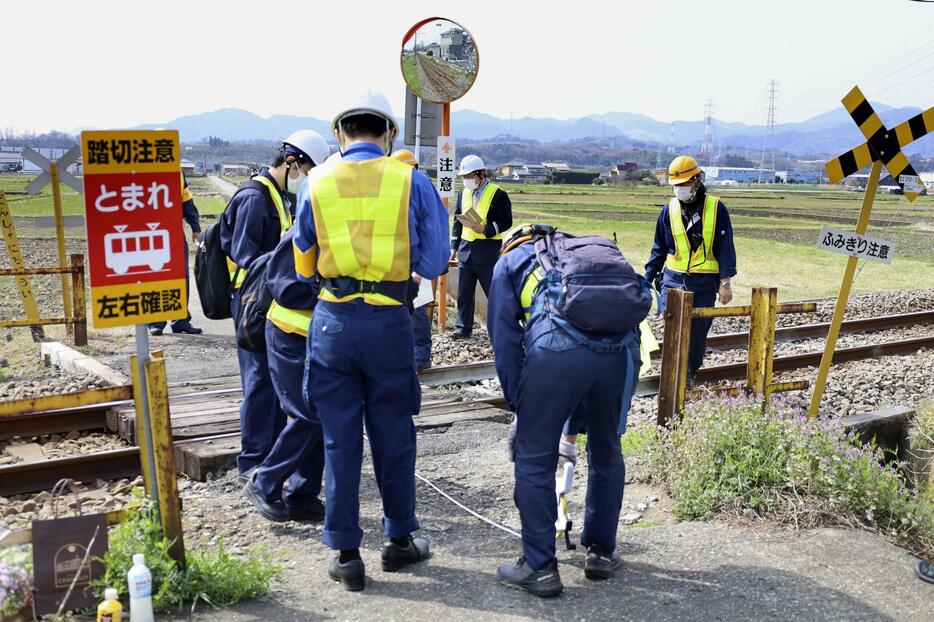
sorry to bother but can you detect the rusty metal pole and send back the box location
[144,350,185,567]
[49,163,73,321]
[657,289,692,426]
[746,288,778,403]
[69,254,87,346]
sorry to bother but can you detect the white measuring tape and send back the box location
[361,432,521,538]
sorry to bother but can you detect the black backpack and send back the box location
[194,222,237,320]
[193,180,271,320]
[235,251,274,353]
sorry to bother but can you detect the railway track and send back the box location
[1,310,932,496]
[416,53,460,101]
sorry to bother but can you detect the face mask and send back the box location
[674,185,695,202]
[463,177,478,191]
[287,167,307,194]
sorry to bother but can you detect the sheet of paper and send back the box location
[413,276,434,308]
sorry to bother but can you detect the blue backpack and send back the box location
[526,228,654,431]
[530,229,653,336]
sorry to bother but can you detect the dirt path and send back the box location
[208,174,237,201]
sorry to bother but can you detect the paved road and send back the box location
[168,420,934,621]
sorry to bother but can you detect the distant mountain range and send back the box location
[123,102,934,157]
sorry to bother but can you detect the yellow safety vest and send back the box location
[519,265,544,323]
[267,300,313,337]
[228,176,292,288]
[180,172,193,203]
[311,157,412,306]
[461,183,503,242]
[665,194,720,274]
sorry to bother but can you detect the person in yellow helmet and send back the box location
[391,149,433,371]
[644,155,737,387]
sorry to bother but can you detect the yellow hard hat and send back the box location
[390,149,418,167]
[500,223,555,255]
[668,155,701,185]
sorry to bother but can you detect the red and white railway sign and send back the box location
[80,130,187,328]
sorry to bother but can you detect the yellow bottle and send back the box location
[97,588,123,622]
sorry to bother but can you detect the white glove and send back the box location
[558,440,578,466]
[507,417,518,462]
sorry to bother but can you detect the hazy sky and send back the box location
[5,0,934,133]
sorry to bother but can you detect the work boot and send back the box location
[416,360,432,372]
[497,557,563,597]
[242,474,288,522]
[918,559,934,585]
[329,556,366,591]
[171,321,203,335]
[450,329,471,340]
[149,326,164,336]
[286,498,325,523]
[584,545,622,580]
[237,465,257,484]
[686,371,698,390]
[381,535,431,571]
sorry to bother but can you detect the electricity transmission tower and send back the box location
[759,79,779,182]
[700,100,714,163]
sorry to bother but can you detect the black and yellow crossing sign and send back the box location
[824,85,933,201]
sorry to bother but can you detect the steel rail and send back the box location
[2,334,932,495]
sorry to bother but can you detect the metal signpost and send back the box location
[436,136,456,199]
[808,86,933,418]
[404,86,442,152]
[79,129,187,563]
[401,17,479,333]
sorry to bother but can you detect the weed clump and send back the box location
[92,491,281,613]
[643,396,934,558]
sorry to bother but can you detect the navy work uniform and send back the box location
[219,170,289,474]
[488,239,639,576]
[451,181,512,335]
[412,294,432,369]
[150,172,202,334]
[293,143,449,552]
[644,185,736,373]
[251,229,325,514]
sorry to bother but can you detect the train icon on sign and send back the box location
[104,223,170,275]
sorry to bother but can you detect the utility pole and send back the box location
[759,79,779,183]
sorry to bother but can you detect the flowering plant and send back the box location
[643,394,934,558]
[0,547,33,617]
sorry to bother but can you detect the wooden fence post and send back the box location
[657,288,693,426]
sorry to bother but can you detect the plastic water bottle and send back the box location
[126,553,154,622]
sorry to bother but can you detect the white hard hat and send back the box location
[282,129,330,167]
[458,155,486,176]
[332,91,398,136]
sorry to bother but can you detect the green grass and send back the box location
[507,182,934,304]
[3,173,932,302]
[402,54,422,94]
[574,422,654,456]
